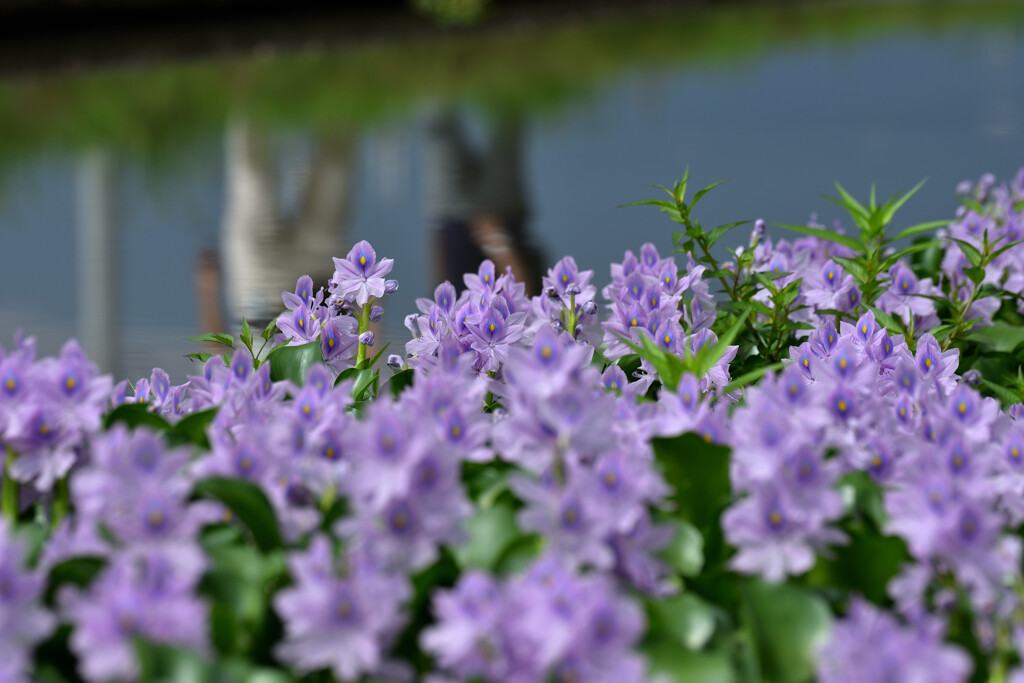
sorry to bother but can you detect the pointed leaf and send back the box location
[772,222,862,252]
[193,478,283,552]
[696,313,746,378]
[185,332,235,348]
[743,581,831,683]
[690,178,730,211]
[832,182,870,218]
[880,177,927,225]
[707,219,751,248]
[723,362,784,394]
[891,219,947,242]
[260,320,278,341]
[949,238,983,268]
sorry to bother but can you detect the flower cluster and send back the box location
[4,170,1024,683]
[422,557,646,683]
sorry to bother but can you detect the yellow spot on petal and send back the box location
[872,455,882,468]
[299,317,305,329]
[451,424,461,438]
[664,334,671,345]
[769,511,782,527]
[541,345,552,359]
[562,274,568,283]
[958,402,967,414]
[839,358,847,370]
[328,338,335,348]
[359,255,366,265]
[901,281,909,291]
[484,273,490,282]
[861,325,868,334]
[631,318,638,327]
[610,381,618,389]
[1011,447,1021,460]
[925,357,932,368]
[302,403,311,415]
[837,399,847,413]
[65,377,76,390]
[603,471,618,487]
[489,322,495,333]
[4,378,14,391]
[899,407,906,417]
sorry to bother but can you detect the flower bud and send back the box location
[384,280,400,294]
[545,286,560,299]
[582,300,598,315]
[566,284,582,297]
[358,331,375,347]
[370,305,384,323]
[962,369,982,386]
[387,354,404,370]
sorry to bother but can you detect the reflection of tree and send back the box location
[424,109,543,294]
[218,120,354,329]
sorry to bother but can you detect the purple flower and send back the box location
[274,537,410,681]
[0,521,55,682]
[817,598,971,683]
[330,240,395,306]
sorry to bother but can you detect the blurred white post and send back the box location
[77,150,117,375]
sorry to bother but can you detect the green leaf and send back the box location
[240,318,253,351]
[265,341,322,386]
[723,362,784,394]
[661,520,704,577]
[963,266,986,285]
[989,237,1024,261]
[866,305,904,336]
[185,332,235,348]
[742,581,831,683]
[353,369,377,400]
[690,178,730,211]
[890,219,947,242]
[260,320,278,342]
[103,403,173,433]
[980,378,1021,406]
[384,368,415,398]
[44,556,106,605]
[647,593,717,651]
[642,640,736,683]
[167,408,218,449]
[193,478,283,552]
[696,313,746,378]
[966,321,1024,353]
[184,352,216,364]
[950,238,983,268]
[879,177,927,225]
[617,332,687,391]
[619,198,679,210]
[832,182,870,219]
[455,502,521,570]
[706,219,751,248]
[653,434,731,535]
[885,238,941,264]
[772,222,862,252]
[367,341,393,369]
[831,255,867,283]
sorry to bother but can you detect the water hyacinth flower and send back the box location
[330,240,395,307]
[274,537,410,681]
[0,521,55,683]
[817,598,970,683]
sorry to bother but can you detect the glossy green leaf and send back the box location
[696,313,746,378]
[167,408,217,449]
[240,318,253,351]
[742,581,831,683]
[653,434,731,535]
[690,178,730,211]
[879,177,927,225]
[966,321,1024,353]
[193,478,283,552]
[44,556,106,605]
[384,368,415,398]
[950,238,983,267]
[648,593,717,651]
[260,320,278,342]
[265,341,322,386]
[184,352,216,364]
[103,403,173,433]
[456,502,520,570]
[643,640,736,683]
[661,520,704,577]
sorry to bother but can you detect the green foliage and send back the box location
[265,342,323,386]
[192,478,284,553]
[741,581,832,683]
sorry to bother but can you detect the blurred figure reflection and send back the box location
[207,120,355,332]
[424,109,544,294]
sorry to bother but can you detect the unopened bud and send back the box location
[387,354,404,370]
[384,280,400,294]
[545,286,560,299]
[358,331,375,347]
[566,284,582,297]
[582,300,598,315]
[962,369,982,386]
[370,305,384,323]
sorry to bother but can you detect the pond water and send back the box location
[1,2,1023,381]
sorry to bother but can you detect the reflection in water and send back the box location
[77,151,117,374]
[218,120,355,331]
[424,110,544,294]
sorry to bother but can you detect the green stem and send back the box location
[2,447,18,523]
[355,302,372,369]
[566,292,577,338]
[52,477,69,530]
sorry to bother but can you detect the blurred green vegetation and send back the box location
[0,0,1021,175]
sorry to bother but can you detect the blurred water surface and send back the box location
[1,1,1023,381]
